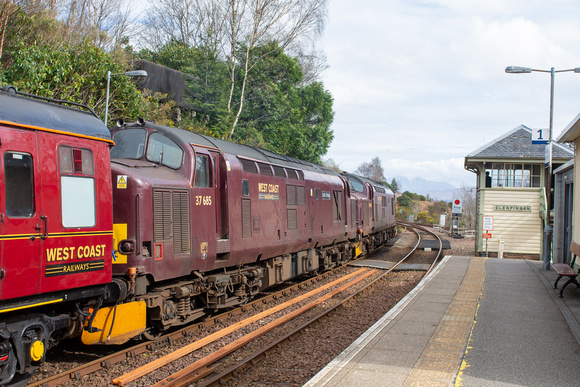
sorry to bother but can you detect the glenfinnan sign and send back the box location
[494,205,532,212]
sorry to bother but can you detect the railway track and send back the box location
[31,224,444,386]
[195,222,443,386]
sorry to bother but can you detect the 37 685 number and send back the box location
[195,195,212,206]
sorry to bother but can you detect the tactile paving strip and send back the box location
[403,257,485,386]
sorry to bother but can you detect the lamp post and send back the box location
[505,65,580,270]
[104,70,148,126]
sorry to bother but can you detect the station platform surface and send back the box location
[304,256,580,386]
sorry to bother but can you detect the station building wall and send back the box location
[478,188,542,255]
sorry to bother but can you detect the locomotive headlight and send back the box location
[118,239,135,254]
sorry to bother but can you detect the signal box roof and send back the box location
[466,125,573,161]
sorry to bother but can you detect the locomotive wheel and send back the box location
[141,329,162,341]
[0,342,18,387]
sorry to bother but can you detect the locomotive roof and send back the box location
[0,88,111,141]
[129,121,339,176]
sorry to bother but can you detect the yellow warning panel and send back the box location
[117,175,127,189]
[82,301,146,345]
[113,223,127,264]
[354,242,363,258]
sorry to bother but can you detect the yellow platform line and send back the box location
[403,257,486,387]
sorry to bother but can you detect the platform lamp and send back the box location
[104,70,148,126]
[505,65,580,270]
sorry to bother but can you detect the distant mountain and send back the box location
[390,176,458,202]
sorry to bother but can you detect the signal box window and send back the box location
[485,162,541,188]
[4,152,35,218]
[59,146,96,228]
[195,154,210,188]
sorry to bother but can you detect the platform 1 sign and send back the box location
[532,128,548,144]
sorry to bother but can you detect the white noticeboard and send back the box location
[482,215,493,231]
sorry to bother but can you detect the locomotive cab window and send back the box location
[147,132,183,169]
[110,128,147,159]
[4,152,35,218]
[59,146,96,228]
[348,177,364,193]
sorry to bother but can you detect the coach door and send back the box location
[0,129,42,300]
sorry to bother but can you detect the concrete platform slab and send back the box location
[305,256,580,387]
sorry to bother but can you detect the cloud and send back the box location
[322,0,580,188]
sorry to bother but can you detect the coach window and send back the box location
[110,128,147,159]
[59,146,95,228]
[147,132,183,169]
[4,152,35,217]
[195,154,210,188]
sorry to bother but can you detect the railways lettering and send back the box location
[0,87,396,386]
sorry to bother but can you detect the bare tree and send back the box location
[293,44,328,85]
[355,157,386,182]
[455,184,476,229]
[224,0,328,139]
[140,0,224,50]
[323,157,342,173]
[0,0,14,60]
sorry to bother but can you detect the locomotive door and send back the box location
[191,146,219,270]
[0,129,43,300]
[209,150,228,240]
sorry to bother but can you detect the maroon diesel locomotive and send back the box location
[0,87,396,386]
[100,120,397,339]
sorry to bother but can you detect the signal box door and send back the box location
[0,128,43,300]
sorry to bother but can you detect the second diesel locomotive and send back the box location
[0,87,396,385]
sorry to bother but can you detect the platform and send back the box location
[304,256,580,386]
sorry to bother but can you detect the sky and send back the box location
[317,0,580,187]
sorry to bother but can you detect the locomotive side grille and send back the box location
[273,165,286,178]
[287,209,297,229]
[286,169,298,180]
[287,185,296,205]
[239,158,258,174]
[154,190,172,241]
[172,191,191,254]
[257,162,273,176]
[154,190,191,254]
[296,186,305,206]
[242,198,252,238]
